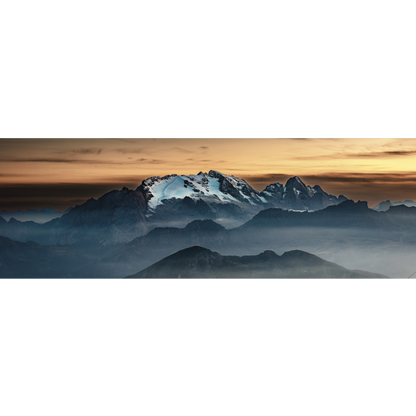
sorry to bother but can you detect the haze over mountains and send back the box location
[1,170,415,278]
[0,235,94,278]
[74,201,416,278]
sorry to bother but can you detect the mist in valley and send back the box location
[224,226,416,278]
[3,211,416,278]
[71,222,416,278]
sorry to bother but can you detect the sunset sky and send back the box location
[1,138,416,210]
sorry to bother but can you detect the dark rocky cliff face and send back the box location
[49,187,149,247]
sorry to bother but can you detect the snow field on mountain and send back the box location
[146,174,240,209]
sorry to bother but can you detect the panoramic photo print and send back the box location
[1,138,416,278]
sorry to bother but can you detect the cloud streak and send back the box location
[295,150,416,160]
[135,158,166,164]
[71,148,102,155]
[115,148,146,154]
[171,147,193,153]
[0,158,125,165]
[54,148,102,155]
[0,173,25,177]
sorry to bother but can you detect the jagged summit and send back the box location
[259,175,347,211]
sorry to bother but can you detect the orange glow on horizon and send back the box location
[1,138,416,210]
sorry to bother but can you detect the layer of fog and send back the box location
[222,226,416,278]
[3,212,416,278]
[71,225,416,278]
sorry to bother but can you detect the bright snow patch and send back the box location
[145,173,241,209]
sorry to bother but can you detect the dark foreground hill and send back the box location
[126,246,389,279]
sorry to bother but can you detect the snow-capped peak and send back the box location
[136,171,346,214]
[139,171,263,210]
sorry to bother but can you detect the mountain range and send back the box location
[1,201,415,278]
[373,199,416,211]
[126,246,388,279]
[1,170,416,278]
[0,207,71,223]
[0,171,347,247]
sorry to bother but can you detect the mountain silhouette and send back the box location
[126,246,388,278]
